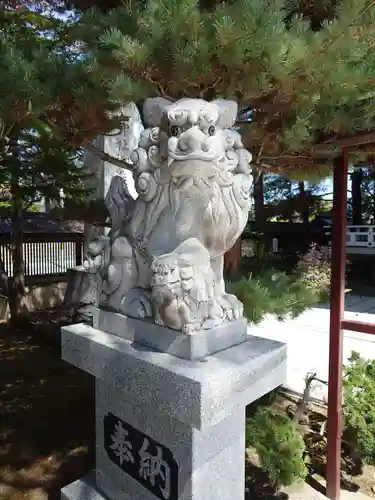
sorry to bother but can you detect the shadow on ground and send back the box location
[245,464,289,500]
[0,324,95,500]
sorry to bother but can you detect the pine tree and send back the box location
[65,0,375,280]
[263,174,330,223]
[75,0,375,177]
[0,3,118,319]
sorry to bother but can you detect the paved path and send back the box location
[248,294,375,401]
[282,480,373,500]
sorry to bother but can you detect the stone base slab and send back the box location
[61,321,287,500]
[62,323,287,429]
[61,473,106,500]
[94,307,248,360]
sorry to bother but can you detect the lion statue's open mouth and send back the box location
[168,151,216,162]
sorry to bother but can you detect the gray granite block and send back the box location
[61,473,106,500]
[96,436,245,500]
[62,323,286,429]
[95,308,248,361]
[95,379,246,500]
[96,378,245,474]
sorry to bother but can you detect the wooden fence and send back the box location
[244,221,330,254]
[0,232,84,284]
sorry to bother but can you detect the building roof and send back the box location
[0,212,83,234]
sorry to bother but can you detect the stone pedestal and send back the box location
[61,320,286,500]
[83,103,142,254]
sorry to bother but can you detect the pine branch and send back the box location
[318,131,375,148]
[288,0,375,85]
[40,116,133,170]
[315,0,375,61]
[261,154,314,162]
[83,140,133,170]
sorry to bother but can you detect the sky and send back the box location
[320,178,333,200]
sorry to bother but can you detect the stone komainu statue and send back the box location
[84,98,253,334]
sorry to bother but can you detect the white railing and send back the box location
[325,225,375,248]
[346,225,375,247]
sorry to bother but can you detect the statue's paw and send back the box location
[233,306,244,319]
[226,294,244,319]
[155,314,164,326]
[119,289,153,319]
[224,292,242,306]
[203,317,224,329]
[225,308,234,320]
[83,259,99,274]
[218,293,243,321]
[182,322,199,335]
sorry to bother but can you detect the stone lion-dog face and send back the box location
[141,97,244,179]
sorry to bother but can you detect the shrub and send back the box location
[246,407,307,489]
[227,268,319,324]
[295,244,331,300]
[343,351,375,464]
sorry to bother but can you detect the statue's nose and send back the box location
[177,134,191,152]
[177,129,209,153]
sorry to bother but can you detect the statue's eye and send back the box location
[169,125,180,137]
[208,125,216,136]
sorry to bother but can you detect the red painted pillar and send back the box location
[326,148,348,500]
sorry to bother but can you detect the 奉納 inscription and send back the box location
[104,413,178,500]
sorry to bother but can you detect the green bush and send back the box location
[227,268,318,324]
[246,407,307,489]
[343,351,375,464]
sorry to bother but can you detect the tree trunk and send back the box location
[253,169,265,232]
[287,181,294,223]
[44,197,52,212]
[9,183,26,319]
[0,257,9,296]
[351,169,363,225]
[299,181,310,226]
[7,135,26,320]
